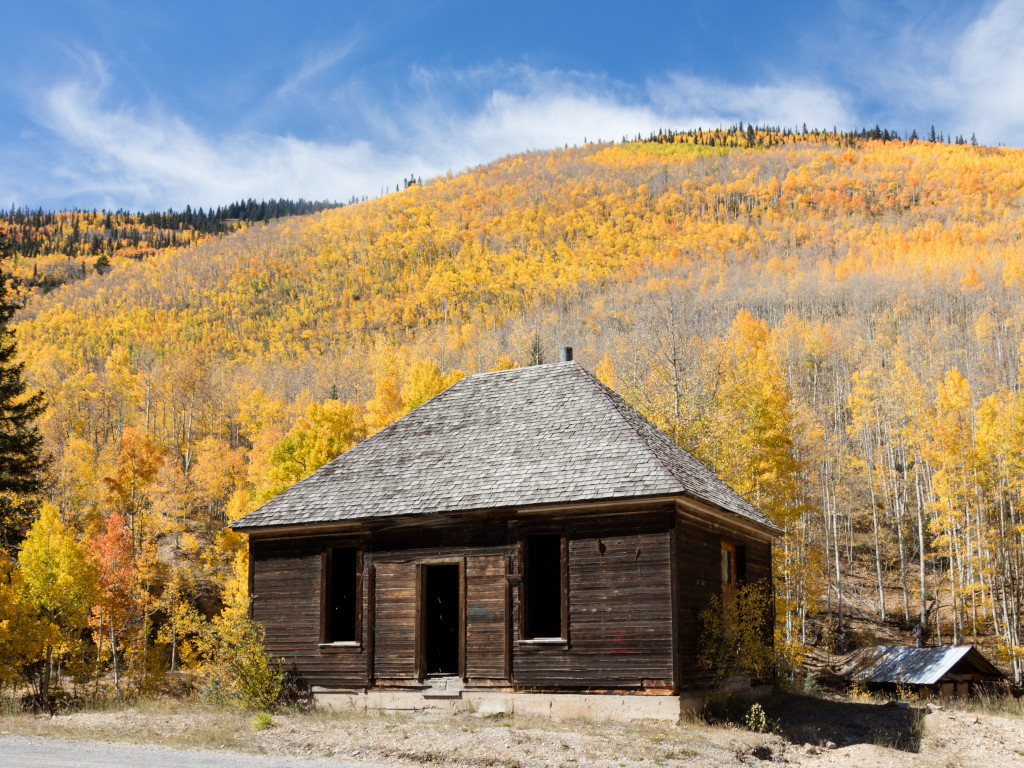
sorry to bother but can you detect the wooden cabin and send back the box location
[232,353,780,720]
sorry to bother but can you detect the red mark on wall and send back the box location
[611,628,628,654]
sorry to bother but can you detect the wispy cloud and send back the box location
[852,0,1024,143]
[274,40,359,99]
[9,56,855,210]
[648,74,851,131]
[944,0,1024,142]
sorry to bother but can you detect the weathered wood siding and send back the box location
[251,538,369,688]
[675,517,721,690]
[512,512,675,690]
[675,512,774,690]
[248,506,772,693]
[465,554,508,681]
[372,561,418,681]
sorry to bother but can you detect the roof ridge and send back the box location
[575,366,686,494]
[460,360,579,380]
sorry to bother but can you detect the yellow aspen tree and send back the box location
[400,359,465,411]
[364,367,404,434]
[18,503,96,704]
[0,551,51,690]
[927,368,975,644]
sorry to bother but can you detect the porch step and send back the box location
[422,676,464,699]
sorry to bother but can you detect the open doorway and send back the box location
[421,563,461,676]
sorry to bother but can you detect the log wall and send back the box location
[675,511,774,690]
[250,537,370,688]
[248,504,773,693]
[511,511,676,690]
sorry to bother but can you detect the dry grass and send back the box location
[0,697,261,753]
[2,691,1024,767]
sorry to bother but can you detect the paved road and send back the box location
[0,735,392,768]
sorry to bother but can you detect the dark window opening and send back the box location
[423,564,461,675]
[524,534,563,639]
[327,547,358,642]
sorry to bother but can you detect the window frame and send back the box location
[518,531,569,645]
[319,544,363,652]
[720,540,746,587]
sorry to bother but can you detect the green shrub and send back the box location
[199,614,287,711]
[698,580,775,686]
[803,670,819,695]
[743,702,779,733]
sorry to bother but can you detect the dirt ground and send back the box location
[1,693,1023,767]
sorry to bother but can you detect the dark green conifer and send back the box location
[0,226,48,553]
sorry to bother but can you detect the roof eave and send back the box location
[231,494,683,536]
[675,494,781,541]
[232,490,779,539]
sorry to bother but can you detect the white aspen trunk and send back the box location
[865,450,886,623]
[914,461,928,631]
[110,622,119,696]
[947,502,960,645]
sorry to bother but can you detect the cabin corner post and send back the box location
[366,561,376,686]
[247,537,255,620]
[670,514,680,693]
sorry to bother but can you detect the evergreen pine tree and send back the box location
[0,226,48,553]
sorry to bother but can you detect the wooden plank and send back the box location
[512,519,675,688]
[366,562,376,684]
[465,554,508,681]
[374,561,418,680]
[459,559,467,680]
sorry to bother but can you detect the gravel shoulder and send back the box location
[1,694,1022,768]
[0,734,382,768]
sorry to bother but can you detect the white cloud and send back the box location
[945,0,1024,142]
[648,75,852,131]
[861,0,1024,144]
[14,58,852,210]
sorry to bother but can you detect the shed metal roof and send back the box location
[846,645,1004,686]
[232,361,776,531]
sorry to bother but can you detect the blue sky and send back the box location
[3,1,1023,211]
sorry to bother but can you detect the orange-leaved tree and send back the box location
[90,511,145,696]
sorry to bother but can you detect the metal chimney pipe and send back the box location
[561,347,573,362]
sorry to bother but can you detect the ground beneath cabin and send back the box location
[1,694,1022,767]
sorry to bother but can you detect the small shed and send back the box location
[847,645,1005,699]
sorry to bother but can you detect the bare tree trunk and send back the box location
[110,622,119,697]
[865,449,886,623]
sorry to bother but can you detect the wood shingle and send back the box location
[233,361,773,531]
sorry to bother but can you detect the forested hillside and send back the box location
[0,198,341,299]
[4,127,1024,698]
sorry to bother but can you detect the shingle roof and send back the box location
[845,645,1005,685]
[232,361,775,531]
